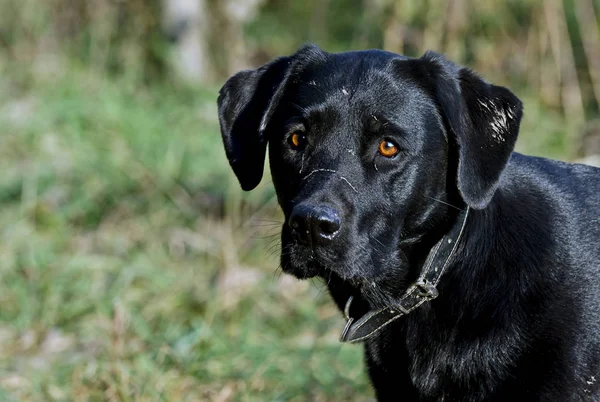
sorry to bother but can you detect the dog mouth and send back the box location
[279,242,334,279]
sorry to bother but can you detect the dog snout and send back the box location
[289,204,341,245]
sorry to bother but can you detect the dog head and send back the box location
[218,45,522,307]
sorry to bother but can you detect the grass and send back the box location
[0,63,372,401]
[0,59,575,401]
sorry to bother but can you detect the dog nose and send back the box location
[289,204,341,245]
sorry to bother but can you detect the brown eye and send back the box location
[378,140,399,158]
[289,132,307,150]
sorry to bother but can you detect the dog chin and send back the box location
[283,266,320,279]
[280,255,321,279]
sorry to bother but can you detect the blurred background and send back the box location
[0,0,599,401]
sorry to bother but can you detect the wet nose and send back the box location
[289,204,341,245]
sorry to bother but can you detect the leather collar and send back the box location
[339,207,470,343]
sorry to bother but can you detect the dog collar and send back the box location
[339,207,470,343]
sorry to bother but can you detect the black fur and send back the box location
[218,44,600,401]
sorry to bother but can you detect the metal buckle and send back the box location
[414,279,439,300]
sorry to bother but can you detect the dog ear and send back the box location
[217,56,293,191]
[218,44,327,191]
[418,52,523,209]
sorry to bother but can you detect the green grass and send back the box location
[0,64,372,401]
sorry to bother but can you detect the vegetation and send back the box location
[0,67,371,401]
[0,0,598,401]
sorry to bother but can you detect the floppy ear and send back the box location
[217,57,293,191]
[420,52,523,209]
[219,44,327,190]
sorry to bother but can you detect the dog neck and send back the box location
[339,206,470,343]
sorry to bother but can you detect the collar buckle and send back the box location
[414,279,439,300]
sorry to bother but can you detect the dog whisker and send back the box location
[288,102,309,114]
[266,244,282,256]
[251,233,281,240]
[250,223,283,228]
[252,219,284,224]
[266,242,281,253]
[423,194,464,211]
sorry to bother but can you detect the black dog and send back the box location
[218,44,600,401]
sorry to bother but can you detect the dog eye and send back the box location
[288,132,307,150]
[378,140,399,158]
